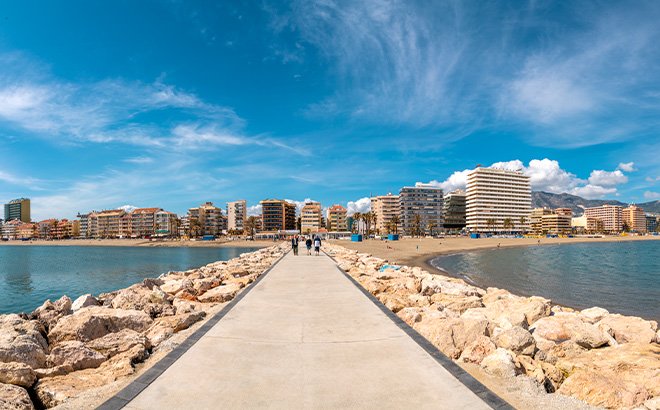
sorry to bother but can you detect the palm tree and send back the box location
[486,218,496,233]
[427,221,437,237]
[503,218,513,234]
[244,216,258,237]
[390,215,400,235]
[519,216,527,235]
[413,214,422,237]
[351,213,361,234]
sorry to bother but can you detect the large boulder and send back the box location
[482,289,551,326]
[459,335,496,364]
[30,296,73,331]
[197,283,241,303]
[110,284,173,317]
[420,276,483,297]
[556,342,660,408]
[597,314,658,344]
[0,314,49,369]
[429,294,483,314]
[530,313,610,349]
[48,306,153,344]
[0,362,36,388]
[413,317,488,359]
[578,307,609,324]
[86,328,151,359]
[71,294,99,312]
[481,348,518,378]
[146,311,206,347]
[0,383,34,410]
[493,326,536,356]
[46,341,106,371]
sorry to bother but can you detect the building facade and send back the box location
[443,190,466,230]
[370,193,400,235]
[227,200,247,233]
[300,202,323,233]
[155,210,178,237]
[188,202,226,237]
[622,205,647,233]
[260,199,296,232]
[326,205,348,232]
[130,208,161,238]
[646,215,658,233]
[530,208,554,234]
[399,185,444,236]
[541,214,572,235]
[571,216,599,233]
[95,210,127,238]
[584,205,623,233]
[465,167,531,233]
[4,198,31,223]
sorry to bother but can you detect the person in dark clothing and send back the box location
[313,236,321,256]
[291,235,299,255]
[305,237,313,255]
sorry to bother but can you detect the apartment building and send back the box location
[530,208,554,234]
[1,220,22,240]
[443,189,466,230]
[4,198,31,222]
[541,214,572,235]
[465,167,531,233]
[326,205,348,232]
[571,216,599,233]
[646,215,658,233]
[155,210,178,237]
[622,205,647,233]
[129,208,161,238]
[370,193,400,235]
[95,210,127,238]
[300,202,323,233]
[227,200,247,232]
[188,202,226,237]
[399,185,444,235]
[260,199,296,232]
[584,205,623,233]
[16,222,37,240]
[37,219,58,239]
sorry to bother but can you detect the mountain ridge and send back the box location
[531,191,660,215]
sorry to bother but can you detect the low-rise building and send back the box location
[541,214,572,235]
[572,215,599,234]
[530,208,554,234]
[1,220,22,240]
[16,222,37,239]
[326,205,348,232]
[155,210,178,237]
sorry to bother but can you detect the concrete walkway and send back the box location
[122,252,497,409]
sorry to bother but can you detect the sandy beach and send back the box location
[0,238,276,248]
[329,235,660,277]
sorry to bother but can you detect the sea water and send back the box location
[430,240,660,321]
[0,245,261,314]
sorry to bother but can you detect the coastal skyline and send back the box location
[1,1,660,220]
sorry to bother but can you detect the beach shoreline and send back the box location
[0,238,276,248]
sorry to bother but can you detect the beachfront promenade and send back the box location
[115,251,500,409]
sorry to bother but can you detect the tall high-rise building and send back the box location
[4,198,31,222]
[443,189,466,230]
[399,185,444,235]
[584,205,623,233]
[227,200,247,232]
[466,167,531,233]
[300,202,323,233]
[622,205,647,233]
[260,199,296,232]
[370,193,400,235]
[326,205,348,232]
[188,202,226,236]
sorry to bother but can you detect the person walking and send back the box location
[305,237,313,255]
[313,235,321,256]
[291,235,299,256]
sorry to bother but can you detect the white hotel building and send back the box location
[466,167,531,233]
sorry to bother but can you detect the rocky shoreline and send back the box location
[0,244,288,409]
[326,244,660,410]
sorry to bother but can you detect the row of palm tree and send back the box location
[484,216,527,233]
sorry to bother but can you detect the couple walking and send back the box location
[291,235,321,256]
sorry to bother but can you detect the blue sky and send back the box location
[0,0,659,220]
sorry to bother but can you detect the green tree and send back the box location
[503,218,513,233]
[519,216,527,234]
[412,214,422,237]
[390,215,400,235]
[486,218,496,233]
[351,213,361,234]
[427,221,437,237]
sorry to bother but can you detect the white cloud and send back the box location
[617,162,636,172]
[588,170,628,187]
[570,184,618,199]
[346,197,371,215]
[123,156,154,164]
[284,198,317,215]
[0,169,42,190]
[644,191,660,200]
[247,204,262,217]
[118,205,138,213]
[645,176,660,183]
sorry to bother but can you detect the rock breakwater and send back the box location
[0,244,287,409]
[327,244,660,410]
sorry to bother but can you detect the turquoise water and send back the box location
[0,246,261,314]
[430,241,660,321]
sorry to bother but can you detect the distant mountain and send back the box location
[531,191,660,215]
